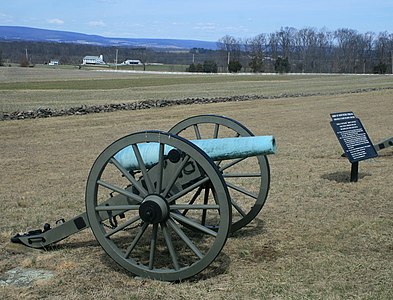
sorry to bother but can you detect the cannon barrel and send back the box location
[114,135,276,170]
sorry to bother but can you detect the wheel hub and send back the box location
[139,195,169,224]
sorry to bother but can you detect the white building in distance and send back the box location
[123,59,142,65]
[82,55,105,65]
[48,60,59,66]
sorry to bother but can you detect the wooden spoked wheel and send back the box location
[169,115,270,233]
[85,131,231,281]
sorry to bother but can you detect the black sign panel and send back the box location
[330,112,378,163]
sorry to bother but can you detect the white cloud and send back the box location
[0,12,13,23]
[97,0,118,3]
[88,20,106,27]
[192,22,217,31]
[48,18,65,25]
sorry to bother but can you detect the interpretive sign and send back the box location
[330,112,378,182]
[330,112,378,163]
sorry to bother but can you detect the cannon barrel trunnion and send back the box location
[11,115,276,281]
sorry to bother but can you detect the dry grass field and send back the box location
[0,68,392,299]
[1,66,393,113]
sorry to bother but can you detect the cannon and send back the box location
[11,115,276,281]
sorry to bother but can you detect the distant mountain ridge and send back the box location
[0,26,218,50]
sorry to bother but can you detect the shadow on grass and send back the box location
[53,231,231,282]
[189,251,231,282]
[230,218,266,239]
[97,247,231,283]
[47,238,99,251]
[321,171,371,183]
[377,151,393,158]
[36,218,266,282]
[46,237,231,282]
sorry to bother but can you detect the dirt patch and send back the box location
[0,267,54,287]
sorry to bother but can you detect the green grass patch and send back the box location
[1,68,393,113]
[0,74,294,90]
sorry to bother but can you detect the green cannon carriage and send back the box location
[12,115,276,281]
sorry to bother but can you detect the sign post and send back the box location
[350,161,359,182]
[330,112,378,182]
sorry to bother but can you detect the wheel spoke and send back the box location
[149,223,159,270]
[161,222,180,270]
[95,205,139,211]
[171,204,220,210]
[226,182,258,199]
[180,185,203,216]
[223,172,261,178]
[132,144,154,193]
[105,215,141,238]
[193,124,202,139]
[213,123,219,138]
[162,155,191,198]
[156,143,165,194]
[97,180,143,203]
[201,186,210,226]
[110,157,148,197]
[167,176,210,203]
[230,198,247,217]
[167,219,203,259]
[124,222,148,258]
[170,212,218,237]
[219,157,246,172]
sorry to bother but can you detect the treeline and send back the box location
[0,40,208,66]
[218,27,393,74]
[1,26,392,74]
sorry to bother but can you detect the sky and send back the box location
[1,0,392,41]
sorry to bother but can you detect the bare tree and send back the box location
[217,35,235,52]
[247,33,267,72]
[334,28,364,73]
[277,27,297,59]
[217,35,242,70]
[362,32,375,73]
[318,28,335,73]
[295,27,318,72]
[375,32,393,64]
[268,32,279,60]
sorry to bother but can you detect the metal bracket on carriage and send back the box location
[106,203,126,229]
[11,222,52,245]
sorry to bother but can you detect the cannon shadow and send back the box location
[50,232,232,282]
[35,218,263,282]
[46,238,99,250]
[98,251,231,283]
[230,218,266,239]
